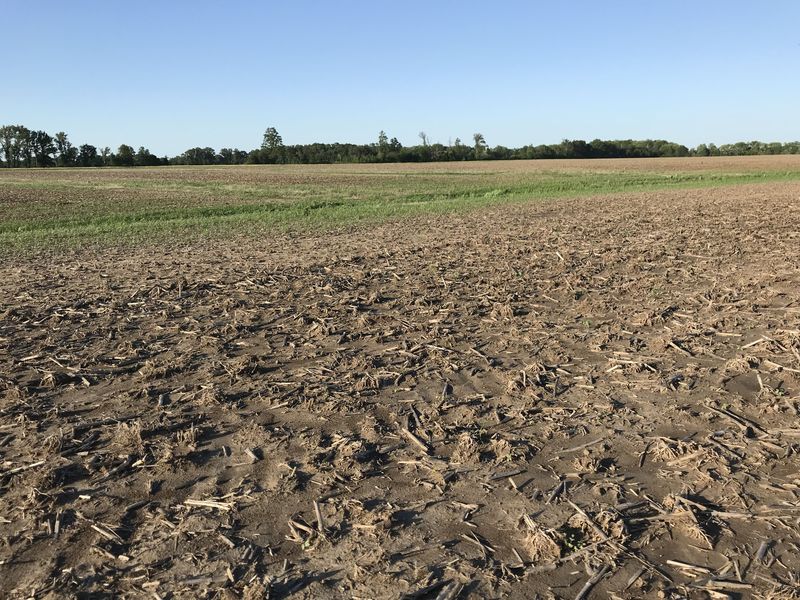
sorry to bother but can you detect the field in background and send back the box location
[2,155,800,248]
[2,157,800,598]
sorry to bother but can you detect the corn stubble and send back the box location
[1,161,800,598]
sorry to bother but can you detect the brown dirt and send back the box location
[2,182,800,599]
[5,154,800,184]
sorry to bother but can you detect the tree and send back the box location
[262,127,283,150]
[0,125,33,167]
[0,125,19,167]
[430,143,447,161]
[6,120,800,167]
[260,127,285,163]
[218,148,234,164]
[377,130,389,161]
[78,144,98,167]
[54,132,68,156]
[558,139,590,158]
[473,133,486,158]
[18,127,33,167]
[0,125,34,167]
[450,137,471,161]
[135,146,161,166]
[178,147,216,165]
[0,126,13,167]
[488,145,512,160]
[767,142,783,155]
[216,148,248,165]
[54,131,76,166]
[113,144,135,166]
[30,131,55,167]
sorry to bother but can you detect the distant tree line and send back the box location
[3,123,800,168]
[0,125,167,168]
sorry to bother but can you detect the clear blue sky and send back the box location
[3,1,799,156]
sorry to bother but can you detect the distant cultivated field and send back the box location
[2,155,800,248]
[2,156,800,598]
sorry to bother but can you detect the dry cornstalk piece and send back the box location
[460,532,495,556]
[637,441,652,469]
[666,559,712,574]
[53,511,62,537]
[703,580,753,591]
[313,500,325,533]
[625,567,646,590]
[96,454,135,483]
[575,565,611,600]
[3,459,46,475]
[489,468,526,481]
[740,337,768,349]
[565,499,610,542]
[289,518,315,535]
[91,523,123,542]
[763,359,800,374]
[668,340,694,356]
[547,480,566,504]
[124,500,149,513]
[402,427,431,455]
[706,403,772,438]
[434,582,464,600]
[184,499,234,511]
[555,437,605,455]
[755,539,772,564]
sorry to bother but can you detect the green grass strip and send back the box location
[1,169,799,248]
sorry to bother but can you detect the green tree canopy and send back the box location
[113,144,135,167]
[78,144,98,167]
[31,131,55,167]
[262,127,283,150]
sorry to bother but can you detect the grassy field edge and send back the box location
[1,169,799,249]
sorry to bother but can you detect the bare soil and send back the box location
[2,182,800,599]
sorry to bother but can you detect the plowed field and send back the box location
[2,158,800,599]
